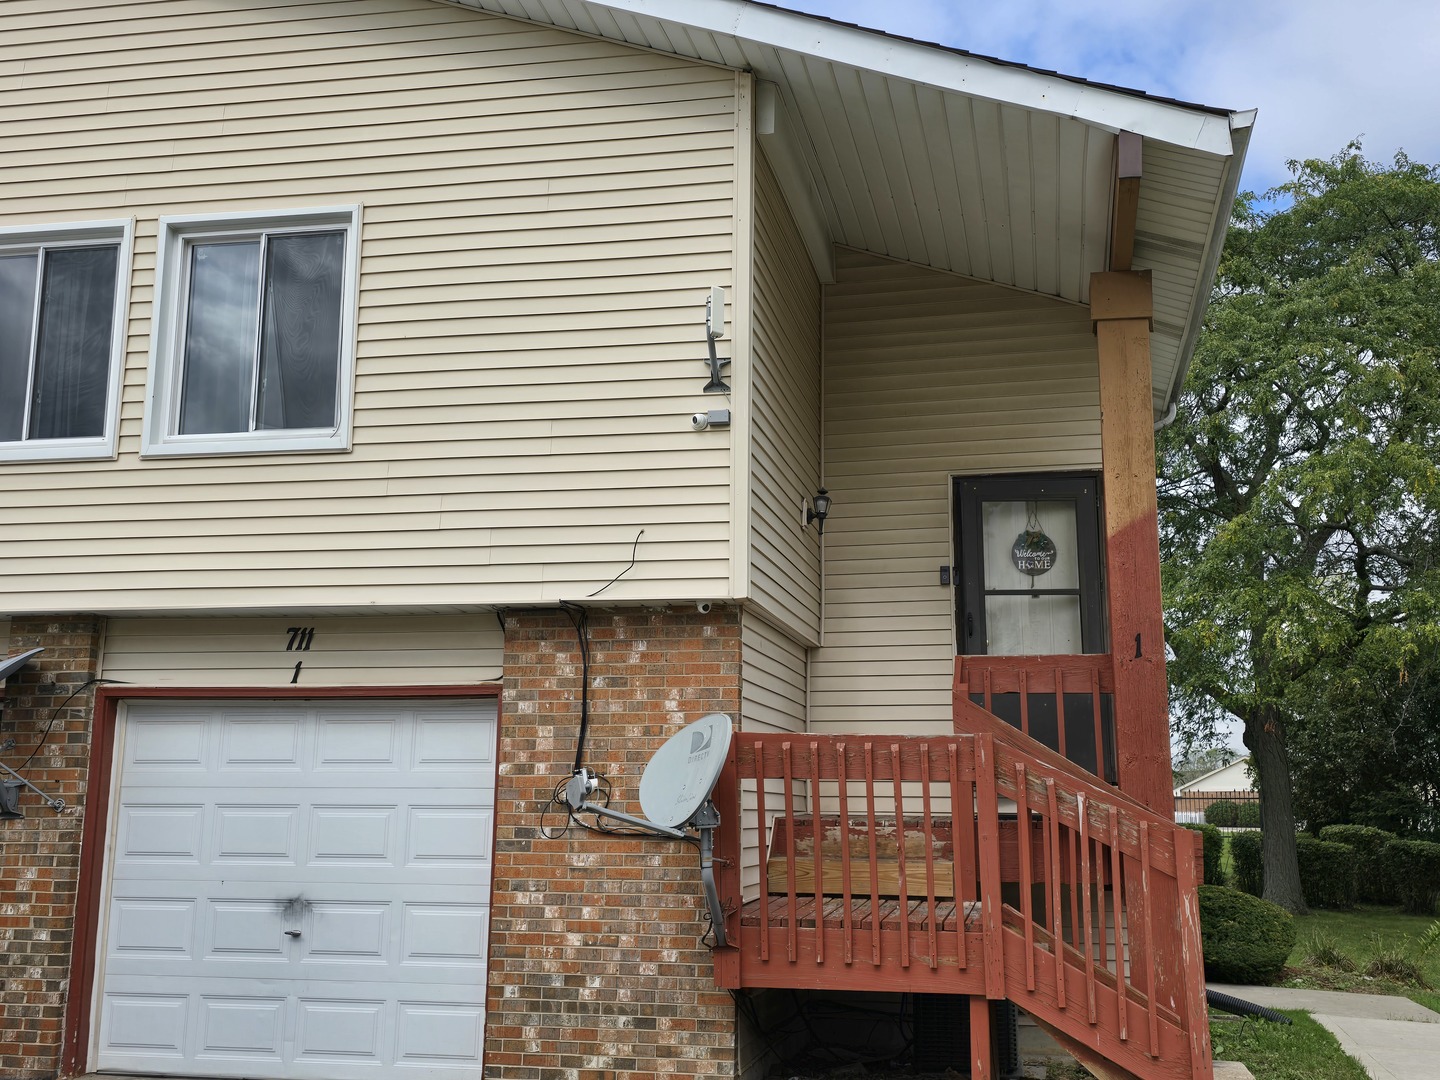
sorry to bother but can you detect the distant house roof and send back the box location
[451,0,1255,417]
[1175,757,1253,795]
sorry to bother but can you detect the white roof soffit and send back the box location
[451,0,1255,413]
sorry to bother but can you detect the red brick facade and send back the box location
[1,616,105,1079]
[486,608,742,1080]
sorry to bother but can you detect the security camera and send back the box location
[695,601,713,614]
[691,409,731,431]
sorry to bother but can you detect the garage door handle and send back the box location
[284,930,301,938]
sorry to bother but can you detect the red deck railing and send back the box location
[714,720,1211,1080]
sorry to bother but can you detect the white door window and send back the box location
[96,700,495,1080]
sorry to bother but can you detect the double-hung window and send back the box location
[0,219,132,462]
[144,207,360,456]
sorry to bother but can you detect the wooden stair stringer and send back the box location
[1029,1016,1144,1080]
[996,906,1197,1080]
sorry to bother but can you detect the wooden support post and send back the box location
[1092,269,1185,1020]
[1110,131,1142,272]
[969,997,993,1080]
[1091,270,1170,817]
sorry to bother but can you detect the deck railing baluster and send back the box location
[1109,807,1128,1042]
[921,748,938,969]
[949,741,969,969]
[864,743,881,967]
[975,733,1004,1000]
[1015,761,1035,991]
[1054,664,1067,759]
[1046,778,1066,1011]
[1078,792,1097,1025]
[810,740,824,966]
[753,740,770,963]
[1018,669,1029,736]
[891,744,910,969]
[837,741,854,966]
[1140,821,1158,1056]
[781,741,798,964]
[1090,667,1105,783]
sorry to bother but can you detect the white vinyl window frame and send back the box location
[0,218,133,463]
[142,205,362,458]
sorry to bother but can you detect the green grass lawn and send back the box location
[1285,905,1440,1009]
[1208,1010,1369,1080]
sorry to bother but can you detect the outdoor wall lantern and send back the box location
[806,488,832,535]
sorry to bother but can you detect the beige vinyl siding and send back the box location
[739,608,807,898]
[99,615,503,687]
[0,0,740,613]
[810,248,1102,733]
[740,609,806,736]
[747,150,822,640]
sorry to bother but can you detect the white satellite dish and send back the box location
[563,712,734,946]
[638,712,731,829]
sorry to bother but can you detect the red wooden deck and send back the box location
[710,654,1212,1080]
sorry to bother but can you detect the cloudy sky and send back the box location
[779,0,1440,194]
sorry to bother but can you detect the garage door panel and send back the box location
[128,716,209,768]
[394,1001,486,1067]
[197,995,286,1060]
[214,803,302,863]
[316,716,402,769]
[294,997,387,1063]
[100,991,190,1057]
[109,897,197,959]
[117,803,205,862]
[309,804,398,863]
[220,715,306,770]
[98,700,496,1080]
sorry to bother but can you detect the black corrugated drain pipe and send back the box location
[1206,989,1294,1024]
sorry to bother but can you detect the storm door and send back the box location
[954,474,1115,780]
[955,474,1103,655]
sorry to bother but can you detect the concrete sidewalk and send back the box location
[1209,984,1440,1080]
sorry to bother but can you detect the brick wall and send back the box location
[1,616,105,1079]
[487,608,741,1080]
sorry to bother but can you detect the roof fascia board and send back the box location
[1159,108,1256,414]
[581,0,1239,156]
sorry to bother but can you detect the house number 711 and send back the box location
[285,627,316,684]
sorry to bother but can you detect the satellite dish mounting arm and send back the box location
[563,770,687,839]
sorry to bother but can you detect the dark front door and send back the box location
[954,474,1104,656]
[955,474,1114,779]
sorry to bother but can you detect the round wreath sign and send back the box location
[1011,527,1057,577]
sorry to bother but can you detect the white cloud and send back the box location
[780,0,1440,191]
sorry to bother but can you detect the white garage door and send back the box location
[96,700,496,1080]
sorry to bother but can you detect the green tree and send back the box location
[1290,655,1440,838]
[1158,146,1440,913]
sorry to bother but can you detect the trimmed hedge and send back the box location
[1383,838,1440,915]
[1230,830,1264,896]
[1183,823,1225,885]
[1236,801,1262,828]
[1205,800,1241,827]
[1294,836,1358,909]
[1318,825,1396,904]
[1198,884,1297,984]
